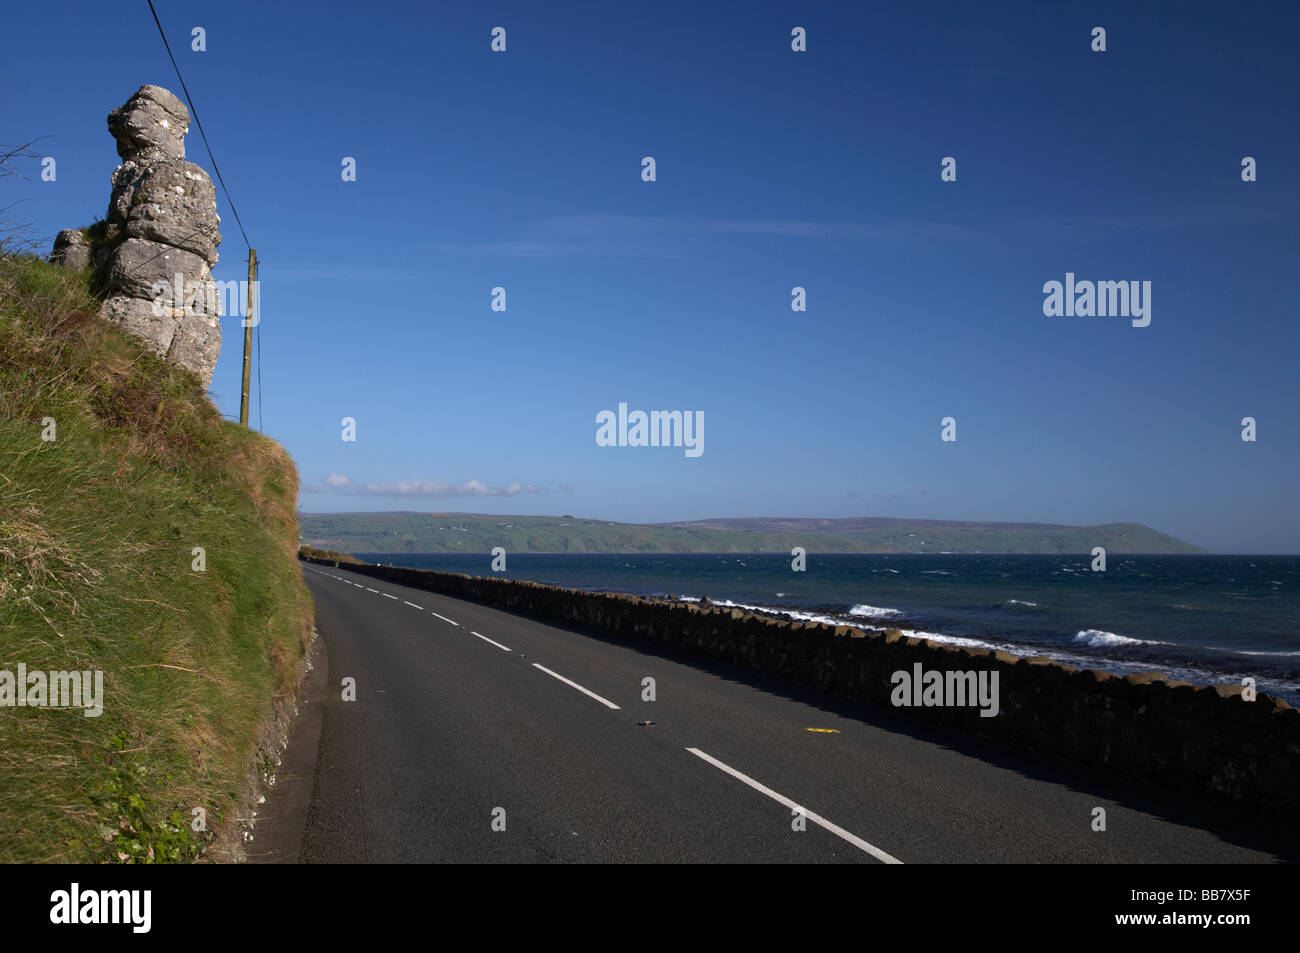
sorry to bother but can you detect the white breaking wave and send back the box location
[715,600,840,627]
[1215,648,1300,657]
[1073,629,1166,648]
[891,627,997,650]
[848,604,902,618]
[1005,599,1039,608]
[690,598,884,632]
[667,596,1298,703]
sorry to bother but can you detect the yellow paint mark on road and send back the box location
[806,728,840,733]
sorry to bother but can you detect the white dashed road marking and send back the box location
[532,664,621,710]
[685,747,902,864]
[470,631,512,652]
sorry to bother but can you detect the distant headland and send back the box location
[298,512,1207,555]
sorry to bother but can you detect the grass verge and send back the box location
[0,253,312,862]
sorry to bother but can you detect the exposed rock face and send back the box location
[106,85,190,163]
[49,230,92,271]
[109,147,221,261]
[50,85,224,388]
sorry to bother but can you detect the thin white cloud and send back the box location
[358,479,540,497]
[428,213,980,258]
[427,198,1298,259]
[303,474,541,497]
[271,263,421,281]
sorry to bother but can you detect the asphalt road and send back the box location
[283,563,1299,864]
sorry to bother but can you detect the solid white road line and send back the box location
[382,593,398,600]
[470,631,512,652]
[403,601,424,610]
[431,612,459,627]
[531,664,621,710]
[685,747,902,864]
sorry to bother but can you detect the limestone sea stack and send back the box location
[51,85,224,388]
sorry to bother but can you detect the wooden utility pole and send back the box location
[239,248,257,425]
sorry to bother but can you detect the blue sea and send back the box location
[355,552,1300,705]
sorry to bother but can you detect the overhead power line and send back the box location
[145,0,262,428]
[145,0,251,250]
[144,1,263,430]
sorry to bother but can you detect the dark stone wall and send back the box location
[302,555,1300,818]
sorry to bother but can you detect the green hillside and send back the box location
[0,254,313,862]
[299,511,1206,555]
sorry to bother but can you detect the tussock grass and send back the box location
[297,545,361,565]
[0,253,313,862]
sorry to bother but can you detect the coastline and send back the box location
[660,594,1300,708]
[302,551,1300,820]
[354,552,1300,707]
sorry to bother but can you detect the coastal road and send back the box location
[276,563,1299,863]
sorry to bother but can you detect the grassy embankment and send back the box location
[0,253,312,862]
[297,545,361,565]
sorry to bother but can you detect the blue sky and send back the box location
[5,1,1298,552]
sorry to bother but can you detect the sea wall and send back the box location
[301,555,1300,819]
